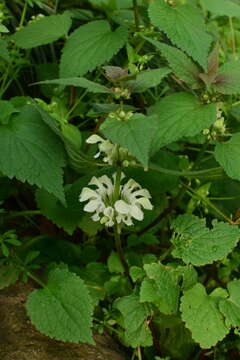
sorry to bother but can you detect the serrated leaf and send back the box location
[143,37,200,87]
[140,263,180,315]
[35,77,113,94]
[115,294,153,347]
[149,92,216,152]
[214,61,240,95]
[180,283,229,348]
[12,13,72,49]
[200,0,240,18]
[171,214,240,266]
[214,133,240,182]
[26,268,94,344]
[0,101,18,125]
[0,264,20,290]
[219,280,240,327]
[60,20,128,78]
[126,68,170,93]
[0,105,66,202]
[148,1,212,70]
[101,113,159,167]
[36,176,91,235]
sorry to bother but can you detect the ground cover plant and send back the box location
[1,0,240,359]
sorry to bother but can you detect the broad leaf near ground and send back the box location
[214,133,240,182]
[27,268,94,344]
[149,92,216,153]
[0,101,19,125]
[60,20,128,77]
[140,263,180,315]
[0,264,20,290]
[114,294,153,347]
[143,37,200,87]
[180,283,229,348]
[171,214,240,266]
[214,61,240,95]
[148,1,212,70]
[200,0,240,18]
[12,13,72,49]
[101,113,159,167]
[219,280,240,328]
[0,105,66,203]
[35,77,113,94]
[125,68,170,93]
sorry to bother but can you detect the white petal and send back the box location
[136,197,153,210]
[132,189,151,198]
[86,134,103,144]
[92,213,100,221]
[129,204,144,220]
[84,199,101,212]
[79,187,98,202]
[115,200,130,214]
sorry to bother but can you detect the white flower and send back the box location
[79,173,153,227]
[86,134,136,166]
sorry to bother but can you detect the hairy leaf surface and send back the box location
[214,133,240,181]
[0,105,66,202]
[200,0,240,18]
[148,1,212,70]
[12,13,72,49]
[126,68,170,92]
[101,113,159,167]
[60,20,128,77]
[171,214,240,266]
[219,280,240,327]
[149,92,216,152]
[26,268,94,344]
[115,294,153,347]
[181,283,229,348]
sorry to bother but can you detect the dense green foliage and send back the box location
[1,0,240,359]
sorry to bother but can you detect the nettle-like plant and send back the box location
[2,0,240,359]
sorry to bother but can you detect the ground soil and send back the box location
[0,282,126,360]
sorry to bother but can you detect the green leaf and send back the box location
[0,39,10,62]
[200,0,240,18]
[180,283,229,348]
[219,280,240,327]
[101,113,159,167]
[60,20,128,77]
[36,176,91,235]
[12,13,72,49]
[0,264,20,289]
[126,68,170,93]
[130,266,145,282]
[214,133,240,182]
[35,77,113,94]
[0,24,9,33]
[143,38,200,87]
[107,251,124,274]
[214,61,240,95]
[26,268,94,344]
[115,294,153,347]
[148,1,212,70]
[149,92,216,152]
[140,263,180,315]
[0,101,18,125]
[171,214,240,266]
[0,105,66,203]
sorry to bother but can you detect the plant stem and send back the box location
[113,164,122,202]
[4,210,41,220]
[133,0,140,31]
[114,224,130,277]
[19,0,28,28]
[148,163,222,178]
[229,17,237,59]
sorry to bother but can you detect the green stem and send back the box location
[114,224,130,278]
[133,0,140,31]
[229,16,237,59]
[113,164,122,202]
[26,271,46,288]
[4,210,41,220]
[148,163,222,178]
[19,0,28,28]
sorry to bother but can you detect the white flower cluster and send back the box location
[79,173,153,227]
[87,134,136,167]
